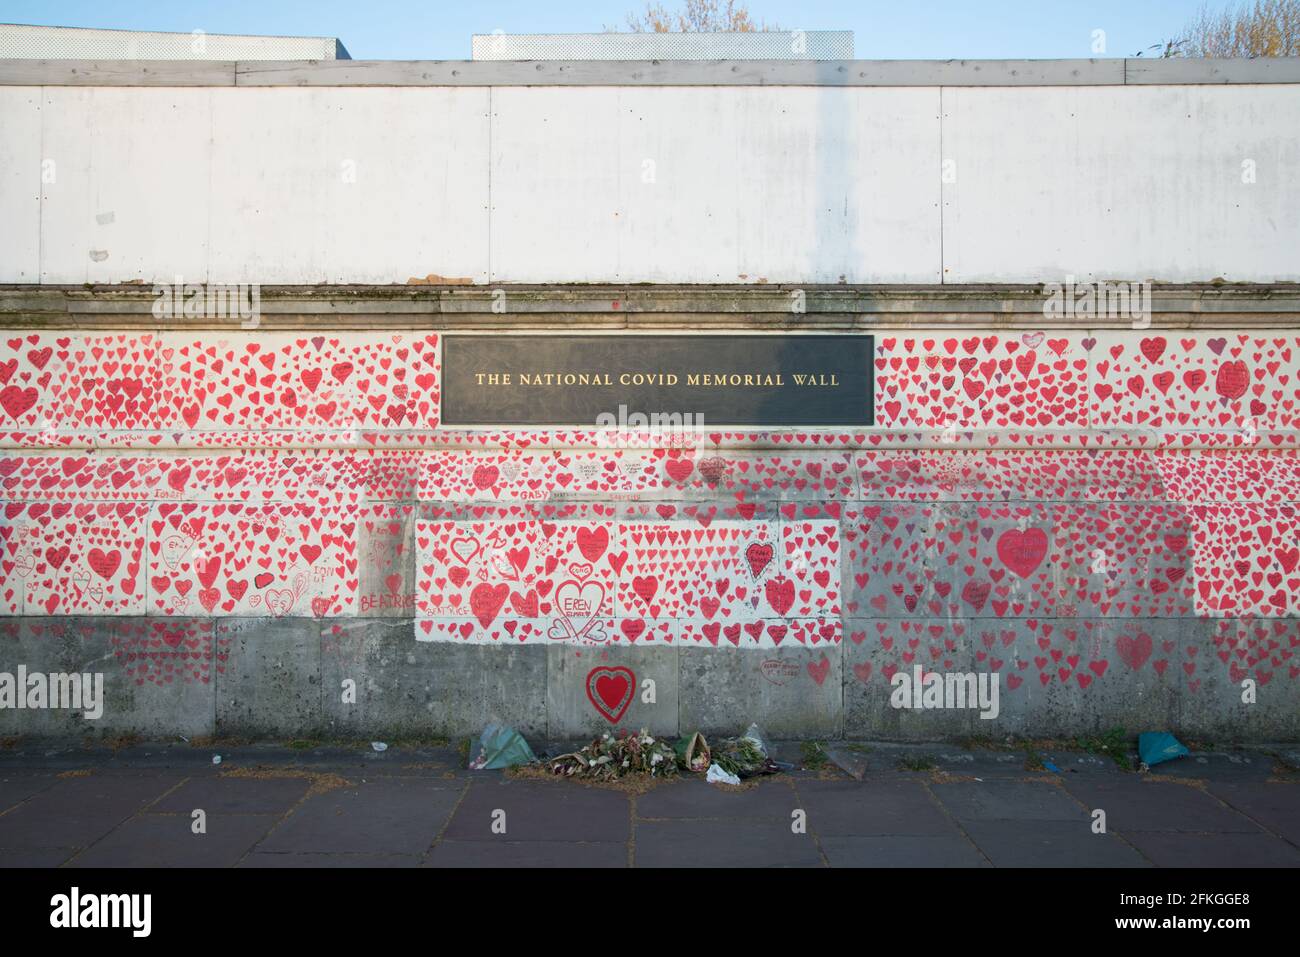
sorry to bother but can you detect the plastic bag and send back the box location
[1138,732,1188,768]
[741,723,770,757]
[468,723,537,770]
[706,763,741,786]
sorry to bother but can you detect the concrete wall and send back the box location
[1,81,1298,284]
[1,61,1297,742]
[0,325,1297,742]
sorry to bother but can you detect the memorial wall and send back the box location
[1,59,1297,741]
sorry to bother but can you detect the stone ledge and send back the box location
[3,57,1299,87]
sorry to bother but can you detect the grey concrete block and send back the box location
[547,645,679,739]
[679,644,841,738]
[0,618,214,740]
[321,618,546,739]
[1177,618,1300,742]
[354,505,418,618]
[842,503,966,619]
[1049,503,1193,619]
[215,618,322,738]
[843,618,977,739]
[963,618,1185,740]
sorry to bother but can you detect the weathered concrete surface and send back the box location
[321,619,546,739]
[546,646,679,739]
[679,645,843,739]
[215,618,322,738]
[0,618,213,740]
[2,609,1298,742]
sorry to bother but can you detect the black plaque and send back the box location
[440,334,873,427]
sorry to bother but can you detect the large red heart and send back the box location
[745,542,774,578]
[586,666,635,724]
[469,582,509,629]
[1116,631,1152,670]
[996,528,1048,578]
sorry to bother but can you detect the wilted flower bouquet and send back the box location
[549,729,680,781]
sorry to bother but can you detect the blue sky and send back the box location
[1,1,1226,59]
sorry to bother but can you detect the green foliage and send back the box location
[896,754,937,771]
[1074,727,1133,771]
[800,740,829,770]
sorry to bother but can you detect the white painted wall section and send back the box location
[488,87,942,283]
[1,82,1296,285]
[941,85,1300,283]
[0,88,42,282]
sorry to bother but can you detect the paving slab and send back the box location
[0,773,58,811]
[1151,753,1277,782]
[239,852,421,868]
[634,819,824,867]
[820,835,990,867]
[925,750,1045,777]
[147,775,311,814]
[0,847,75,867]
[959,820,1152,867]
[635,778,797,820]
[794,780,958,836]
[1205,782,1300,844]
[1062,779,1263,833]
[68,813,279,867]
[426,840,628,867]
[443,779,629,843]
[256,779,464,855]
[1121,831,1300,868]
[0,773,183,849]
[931,781,1089,822]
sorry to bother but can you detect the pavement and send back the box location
[1,742,1299,868]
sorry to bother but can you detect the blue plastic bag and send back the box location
[1138,732,1188,767]
[468,723,536,770]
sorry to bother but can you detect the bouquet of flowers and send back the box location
[549,729,680,780]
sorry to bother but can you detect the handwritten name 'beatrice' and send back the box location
[474,372,839,387]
